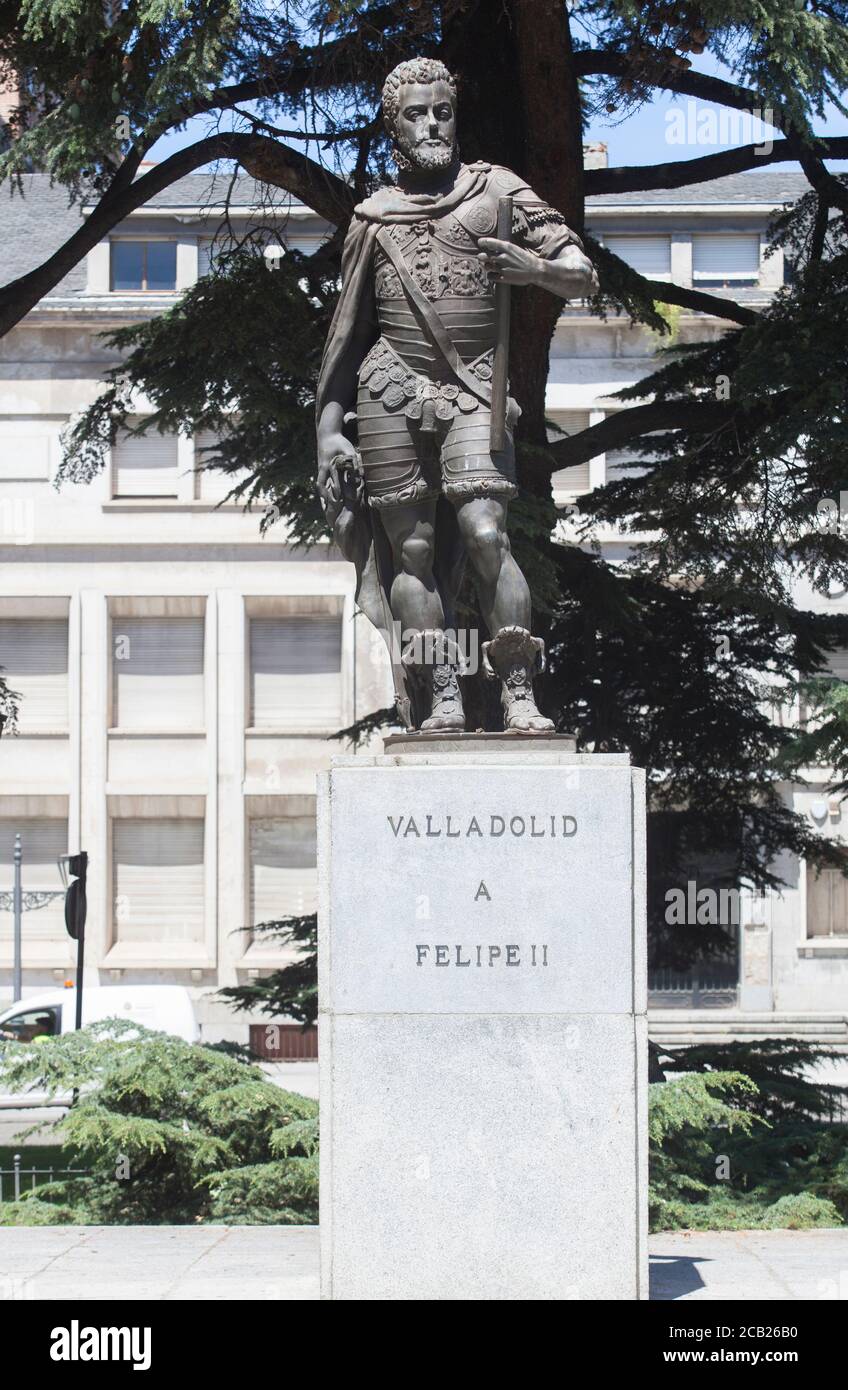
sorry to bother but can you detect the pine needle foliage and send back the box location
[0,1020,318,1225]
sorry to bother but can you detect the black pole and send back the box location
[63,851,88,1030]
[75,923,85,1031]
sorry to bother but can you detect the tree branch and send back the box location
[575,49,785,123]
[586,136,848,196]
[787,136,848,217]
[547,397,735,471]
[634,277,760,326]
[0,135,354,338]
[177,1,409,125]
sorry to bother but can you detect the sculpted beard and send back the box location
[394,127,456,173]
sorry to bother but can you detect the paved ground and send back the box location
[0,1226,320,1301]
[651,1229,848,1301]
[1,1226,847,1300]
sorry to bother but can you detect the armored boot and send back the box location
[402,628,466,732]
[482,625,554,733]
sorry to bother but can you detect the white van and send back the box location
[0,986,199,1046]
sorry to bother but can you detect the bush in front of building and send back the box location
[650,1040,848,1231]
[0,1020,317,1225]
[218,914,318,1030]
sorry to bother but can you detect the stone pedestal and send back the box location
[318,736,647,1301]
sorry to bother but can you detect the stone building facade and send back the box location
[1,165,845,1058]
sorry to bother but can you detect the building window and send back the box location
[0,818,68,940]
[112,818,204,943]
[603,235,671,277]
[799,647,848,728]
[806,857,848,938]
[603,410,655,480]
[249,610,343,730]
[692,234,760,283]
[193,430,244,502]
[0,617,68,730]
[249,812,318,942]
[548,410,592,501]
[112,418,179,498]
[111,616,204,731]
[111,240,177,292]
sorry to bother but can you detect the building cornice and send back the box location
[81,202,318,220]
[586,202,782,216]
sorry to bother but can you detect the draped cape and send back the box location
[316,165,497,653]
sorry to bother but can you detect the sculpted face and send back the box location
[394,79,456,171]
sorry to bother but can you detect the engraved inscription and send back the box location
[415,943,549,967]
[387,813,578,838]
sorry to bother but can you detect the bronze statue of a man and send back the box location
[316,56,597,732]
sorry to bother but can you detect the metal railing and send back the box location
[648,966,739,1009]
[0,1152,87,1202]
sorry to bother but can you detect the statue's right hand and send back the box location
[316,433,357,519]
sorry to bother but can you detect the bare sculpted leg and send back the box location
[379,498,444,634]
[379,498,465,730]
[453,496,529,634]
[453,495,553,732]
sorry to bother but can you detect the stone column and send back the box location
[318,735,647,1301]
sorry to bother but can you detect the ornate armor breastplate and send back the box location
[374,216,496,375]
[375,218,492,302]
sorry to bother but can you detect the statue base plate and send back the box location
[318,741,647,1300]
[384,730,577,754]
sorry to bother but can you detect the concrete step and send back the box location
[648,1011,848,1047]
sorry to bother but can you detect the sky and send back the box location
[148,45,848,176]
[582,50,848,171]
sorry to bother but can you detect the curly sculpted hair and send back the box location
[381,57,458,137]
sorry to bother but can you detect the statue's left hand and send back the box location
[477,237,543,286]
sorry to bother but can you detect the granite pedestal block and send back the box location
[318,736,647,1300]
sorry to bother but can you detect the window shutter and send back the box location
[112,617,204,730]
[604,235,671,276]
[692,234,760,278]
[549,411,592,497]
[0,819,67,940]
[249,816,318,937]
[285,232,328,255]
[112,819,204,943]
[195,431,244,502]
[113,419,179,497]
[250,616,343,729]
[0,618,68,729]
[807,862,848,937]
[605,448,646,476]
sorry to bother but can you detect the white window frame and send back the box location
[244,595,350,735]
[108,604,206,734]
[109,415,183,500]
[691,233,761,283]
[241,794,317,964]
[602,234,672,279]
[109,237,179,294]
[0,600,70,733]
[799,854,848,953]
[548,408,606,505]
[0,795,71,968]
[105,795,215,967]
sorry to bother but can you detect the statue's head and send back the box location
[382,57,457,173]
